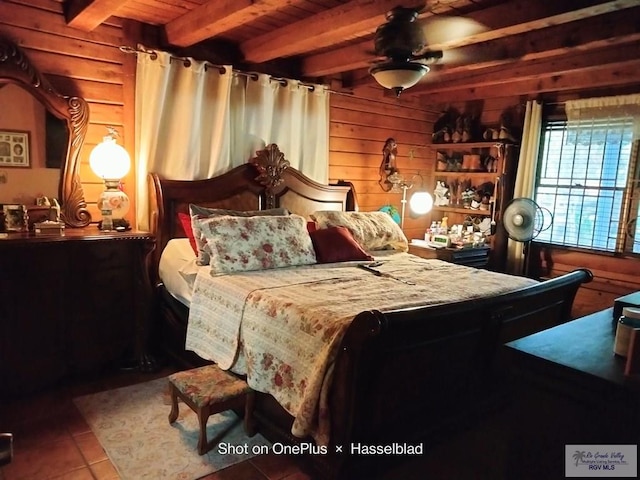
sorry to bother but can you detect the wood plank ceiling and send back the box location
[63,0,640,102]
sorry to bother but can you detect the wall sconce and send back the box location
[399,174,433,229]
[379,137,401,192]
[89,127,131,231]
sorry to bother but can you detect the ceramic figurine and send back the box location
[434,181,450,206]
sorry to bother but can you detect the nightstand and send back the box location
[0,228,155,395]
[408,243,490,268]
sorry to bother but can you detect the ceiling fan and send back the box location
[369,5,486,96]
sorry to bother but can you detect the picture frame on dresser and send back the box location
[2,204,27,232]
[0,130,30,167]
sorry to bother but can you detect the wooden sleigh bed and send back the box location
[148,144,592,479]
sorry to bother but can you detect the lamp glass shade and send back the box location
[89,136,131,180]
[370,62,429,90]
[410,191,434,215]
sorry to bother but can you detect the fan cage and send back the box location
[503,198,551,242]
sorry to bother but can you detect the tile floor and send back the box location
[0,366,513,480]
[0,367,313,480]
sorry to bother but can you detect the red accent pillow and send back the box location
[307,221,317,233]
[310,226,373,264]
[177,212,198,255]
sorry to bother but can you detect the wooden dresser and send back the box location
[0,228,154,396]
[503,309,640,478]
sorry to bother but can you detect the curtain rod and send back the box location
[120,45,324,92]
[119,44,444,109]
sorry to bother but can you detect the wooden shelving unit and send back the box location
[428,141,519,271]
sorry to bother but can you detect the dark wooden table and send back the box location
[503,309,640,479]
[505,308,640,391]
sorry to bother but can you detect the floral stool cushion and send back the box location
[168,364,254,455]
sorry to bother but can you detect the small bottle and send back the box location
[101,208,113,231]
[425,221,436,242]
[441,216,448,233]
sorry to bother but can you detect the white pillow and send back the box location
[310,210,408,252]
[197,214,317,274]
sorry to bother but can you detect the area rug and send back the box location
[74,377,270,479]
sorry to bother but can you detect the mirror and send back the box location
[0,36,91,227]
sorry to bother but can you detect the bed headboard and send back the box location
[147,143,357,282]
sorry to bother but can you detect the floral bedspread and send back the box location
[185,253,537,446]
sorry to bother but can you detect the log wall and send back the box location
[2,1,639,317]
[1,0,140,223]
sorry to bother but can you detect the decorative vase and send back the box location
[97,181,130,219]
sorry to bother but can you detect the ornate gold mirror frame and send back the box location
[0,36,91,227]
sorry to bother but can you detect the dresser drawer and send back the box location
[444,247,490,267]
[72,240,135,269]
[409,244,490,267]
[0,229,153,395]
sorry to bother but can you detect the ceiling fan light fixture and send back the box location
[369,62,429,96]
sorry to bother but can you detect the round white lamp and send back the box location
[410,191,434,215]
[399,176,434,229]
[89,128,131,230]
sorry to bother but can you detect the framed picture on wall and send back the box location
[0,131,30,167]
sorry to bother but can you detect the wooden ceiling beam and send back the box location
[303,42,371,77]
[241,0,424,64]
[164,0,290,48]
[425,7,640,75]
[410,42,640,95]
[65,0,128,31]
[302,0,639,77]
[433,0,640,49]
[415,59,640,104]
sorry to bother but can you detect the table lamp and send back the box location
[89,127,131,230]
[399,175,433,229]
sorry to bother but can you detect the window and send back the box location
[534,117,639,253]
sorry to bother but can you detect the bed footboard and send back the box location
[309,268,592,478]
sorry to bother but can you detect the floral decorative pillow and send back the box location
[197,214,317,274]
[310,210,408,252]
[188,204,290,266]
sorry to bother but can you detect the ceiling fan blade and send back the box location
[420,15,487,49]
[412,50,443,63]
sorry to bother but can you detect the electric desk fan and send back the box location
[503,197,552,276]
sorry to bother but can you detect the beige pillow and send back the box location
[310,210,408,252]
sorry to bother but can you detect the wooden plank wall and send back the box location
[532,244,640,318]
[1,0,139,224]
[3,1,638,319]
[1,1,440,239]
[424,97,640,318]
[330,85,440,240]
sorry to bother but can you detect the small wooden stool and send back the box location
[168,364,255,455]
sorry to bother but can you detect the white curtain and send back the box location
[135,51,330,230]
[228,73,330,182]
[565,93,640,138]
[506,100,543,275]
